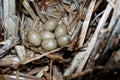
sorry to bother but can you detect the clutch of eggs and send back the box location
[27,19,70,51]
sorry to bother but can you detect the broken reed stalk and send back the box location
[103,0,120,55]
[85,0,120,69]
[23,0,38,20]
[78,0,96,47]
[64,0,96,76]
[0,17,19,56]
[75,0,115,74]
[0,0,19,56]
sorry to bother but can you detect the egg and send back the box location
[27,30,41,46]
[57,35,70,47]
[40,31,55,40]
[41,39,57,51]
[44,19,58,31]
[55,24,67,38]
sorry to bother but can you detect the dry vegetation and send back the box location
[0,0,120,80]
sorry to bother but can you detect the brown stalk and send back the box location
[20,47,64,64]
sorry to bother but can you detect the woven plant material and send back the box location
[0,0,120,80]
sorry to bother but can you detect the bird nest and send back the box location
[0,0,120,80]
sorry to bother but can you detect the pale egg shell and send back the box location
[55,24,67,38]
[40,31,55,40]
[44,19,58,31]
[57,35,70,47]
[41,39,57,51]
[27,30,41,46]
